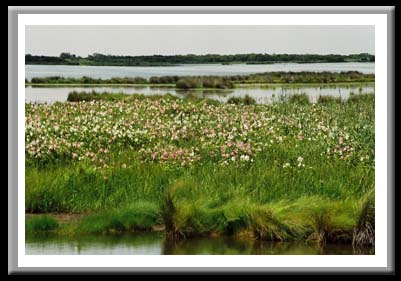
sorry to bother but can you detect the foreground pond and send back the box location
[26,233,374,255]
[25,84,374,104]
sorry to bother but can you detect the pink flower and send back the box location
[162,150,169,160]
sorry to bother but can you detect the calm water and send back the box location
[26,232,373,255]
[25,84,375,104]
[25,62,375,80]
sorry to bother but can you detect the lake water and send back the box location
[25,84,375,104]
[25,62,375,80]
[26,232,372,255]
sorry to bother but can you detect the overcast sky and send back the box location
[26,25,374,56]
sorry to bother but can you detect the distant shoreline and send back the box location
[25,53,375,67]
[25,61,375,67]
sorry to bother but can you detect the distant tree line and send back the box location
[25,52,375,66]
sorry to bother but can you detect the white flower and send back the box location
[297,156,304,163]
[240,155,250,162]
[283,163,291,168]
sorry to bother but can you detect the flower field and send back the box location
[25,93,375,245]
[26,94,374,168]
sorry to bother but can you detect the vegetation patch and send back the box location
[25,93,374,246]
[26,215,59,233]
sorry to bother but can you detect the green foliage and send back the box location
[28,71,375,86]
[26,216,59,233]
[25,93,374,243]
[227,95,256,105]
[76,202,161,234]
[317,95,342,104]
[26,53,375,66]
[353,191,375,247]
[288,93,310,105]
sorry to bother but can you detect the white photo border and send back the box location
[17,13,387,269]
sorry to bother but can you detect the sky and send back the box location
[26,25,375,56]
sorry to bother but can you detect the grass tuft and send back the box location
[353,192,375,247]
[26,216,59,233]
[288,93,310,105]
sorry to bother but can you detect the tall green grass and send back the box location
[26,216,59,233]
[26,93,374,244]
[76,202,161,234]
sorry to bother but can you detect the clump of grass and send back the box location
[76,201,161,234]
[67,91,127,102]
[306,205,354,246]
[175,77,233,89]
[347,92,375,104]
[221,202,249,236]
[26,216,59,233]
[182,94,221,106]
[176,78,203,89]
[353,192,375,247]
[160,192,180,239]
[125,93,179,102]
[308,210,333,246]
[247,207,301,241]
[227,95,256,105]
[289,93,310,105]
[317,95,342,104]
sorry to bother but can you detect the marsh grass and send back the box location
[227,95,256,105]
[317,95,342,104]
[353,191,375,247]
[26,215,59,233]
[66,91,223,106]
[28,71,375,86]
[25,93,374,244]
[288,93,310,105]
[76,202,161,234]
[247,207,299,241]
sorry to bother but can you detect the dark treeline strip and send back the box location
[27,71,375,89]
[26,53,375,66]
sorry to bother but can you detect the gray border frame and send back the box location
[8,6,395,274]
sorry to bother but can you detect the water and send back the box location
[25,62,375,80]
[26,232,373,255]
[25,84,375,104]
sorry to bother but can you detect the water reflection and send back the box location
[26,233,374,255]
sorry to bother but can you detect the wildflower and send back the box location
[240,155,250,162]
[297,156,304,167]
